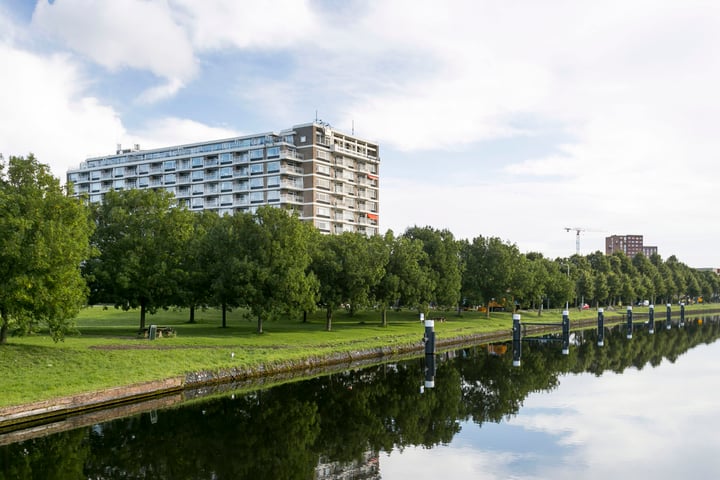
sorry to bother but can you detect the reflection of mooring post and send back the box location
[424,353,436,391]
[512,314,522,367]
[423,318,436,355]
[666,303,672,330]
[680,303,685,327]
[648,304,655,334]
[561,310,570,355]
[597,308,605,347]
[626,306,633,339]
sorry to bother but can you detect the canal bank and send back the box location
[1,308,713,433]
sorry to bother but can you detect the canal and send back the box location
[2,315,719,479]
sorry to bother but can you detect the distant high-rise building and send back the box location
[605,235,657,257]
[66,121,380,235]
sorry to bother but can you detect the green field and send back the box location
[0,304,713,408]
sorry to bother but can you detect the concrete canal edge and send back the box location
[0,312,674,432]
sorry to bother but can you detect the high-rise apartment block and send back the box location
[605,235,657,257]
[66,122,380,235]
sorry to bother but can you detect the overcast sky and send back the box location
[2,1,719,267]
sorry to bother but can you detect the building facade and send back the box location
[66,122,380,235]
[605,235,658,257]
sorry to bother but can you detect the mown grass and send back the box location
[1,303,715,408]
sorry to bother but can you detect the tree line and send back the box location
[1,155,718,343]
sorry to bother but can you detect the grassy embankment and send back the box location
[1,304,714,408]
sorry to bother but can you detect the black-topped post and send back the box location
[648,304,655,334]
[680,302,686,327]
[512,314,522,367]
[423,317,436,355]
[561,310,570,355]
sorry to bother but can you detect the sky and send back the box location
[1,0,719,267]
[381,339,720,478]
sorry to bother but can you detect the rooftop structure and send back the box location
[67,122,380,235]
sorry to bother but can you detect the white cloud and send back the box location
[0,42,125,177]
[172,0,317,50]
[124,117,239,150]
[31,0,197,102]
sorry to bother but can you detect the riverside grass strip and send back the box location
[1,304,716,409]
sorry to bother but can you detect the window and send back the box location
[267,175,280,188]
[90,194,102,203]
[221,181,233,192]
[219,153,233,164]
[205,157,218,167]
[220,194,233,206]
[317,150,330,160]
[90,182,101,192]
[267,190,280,202]
[250,163,264,175]
[249,149,264,160]
[164,173,176,184]
[138,164,149,175]
[191,170,204,182]
[192,184,204,195]
[317,192,330,203]
[220,166,232,178]
[316,164,330,175]
[300,135,307,143]
[316,178,330,190]
[163,160,176,171]
[267,146,280,158]
[113,179,124,190]
[250,177,264,189]
[317,206,330,217]
[267,161,280,173]
[191,198,203,209]
[113,167,124,177]
[165,186,176,196]
[191,157,203,168]
[90,170,101,180]
[138,178,149,188]
[250,191,264,203]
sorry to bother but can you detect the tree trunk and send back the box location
[326,305,333,332]
[382,305,387,327]
[222,303,227,328]
[140,303,147,330]
[303,310,307,323]
[189,304,196,324]
[257,314,263,334]
[0,308,8,345]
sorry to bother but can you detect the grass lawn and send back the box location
[0,303,714,408]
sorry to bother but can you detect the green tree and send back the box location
[176,210,218,324]
[404,226,463,310]
[243,206,319,334]
[0,155,93,344]
[312,232,385,331]
[85,189,192,330]
[373,231,432,326]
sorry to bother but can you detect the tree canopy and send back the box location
[0,155,93,344]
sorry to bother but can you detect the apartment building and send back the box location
[605,235,658,257]
[66,122,380,235]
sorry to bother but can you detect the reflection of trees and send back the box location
[0,429,87,480]
[3,317,720,478]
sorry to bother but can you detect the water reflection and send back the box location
[2,317,720,479]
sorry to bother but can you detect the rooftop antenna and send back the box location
[352,119,355,135]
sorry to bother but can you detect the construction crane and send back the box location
[565,227,589,255]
